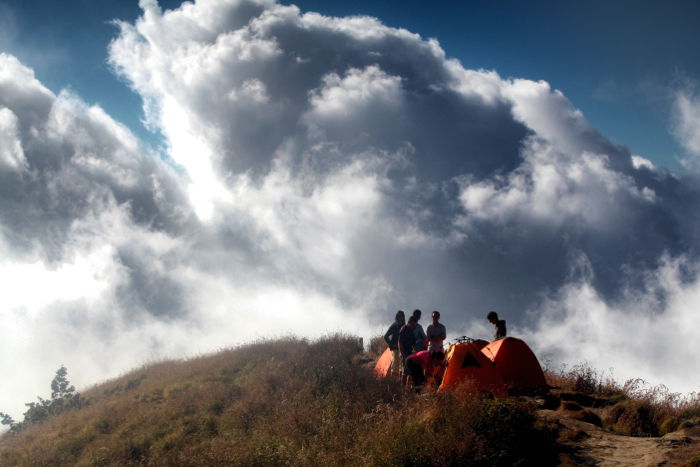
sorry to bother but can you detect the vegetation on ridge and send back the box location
[0,335,556,466]
[545,362,700,438]
[0,366,87,434]
[2,335,699,466]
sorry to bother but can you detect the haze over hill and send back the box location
[1,0,700,419]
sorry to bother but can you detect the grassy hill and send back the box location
[0,335,698,466]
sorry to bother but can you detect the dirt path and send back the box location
[538,410,700,466]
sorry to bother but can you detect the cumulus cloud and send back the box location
[106,0,700,388]
[2,0,700,417]
[0,107,25,170]
[673,87,700,157]
[521,255,700,393]
[0,52,193,414]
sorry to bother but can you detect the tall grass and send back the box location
[545,362,700,437]
[0,335,556,466]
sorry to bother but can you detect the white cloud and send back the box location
[673,87,700,157]
[521,255,700,393]
[0,247,115,316]
[631,154,655,170]
[307,65,403,121]
[457,137,655,229]
[445,62,503,105]
[0,107,25,170]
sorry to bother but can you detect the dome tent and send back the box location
[439,341,506,396]
[471,339,490,350]
[480,337,548,393]
[374,337,547,396]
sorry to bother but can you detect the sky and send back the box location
[1,0,700,419]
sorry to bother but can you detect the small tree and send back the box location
[51,365,74,399]
[1,365,87,433]
[0,411,20,433]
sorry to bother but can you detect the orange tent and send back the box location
[439,342,506,396]
[374,348,393,378]
[480,337,547,393]
[471,339,489,350]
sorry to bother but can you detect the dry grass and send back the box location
[367,334,388,359]
[545,363,700,437]
[0,335,556,466]
[7,338,696,464]
[682,454,700,467]
[544,362,622,397]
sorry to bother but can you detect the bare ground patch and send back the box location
[540,409,700,466]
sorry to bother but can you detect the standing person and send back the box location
[405,350,445,390]
[426,310,447,352]
[383,310,405,376]
[399,316,418,385]
[487,311,506,340]
[411,309,428,352]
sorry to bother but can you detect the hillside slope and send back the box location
[0,335,556,466]
[2,335,699,466]
[540,409,700,466]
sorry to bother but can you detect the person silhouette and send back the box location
[399,316,418,385]
[411,309,427,351]
[383,310,405,376]
[405,350,445,390]
[426,310,446,352]
[487,310,506,340]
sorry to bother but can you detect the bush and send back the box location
[368,334,388,357]
[605,400,658,436]
[546,363,700,438]
[359,384,557,466]
[547,363,621,396]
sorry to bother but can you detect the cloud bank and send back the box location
[1,0,699,416]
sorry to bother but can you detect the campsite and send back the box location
[1,334,699,466]
[2,3,700,465]
[375,336,548,396]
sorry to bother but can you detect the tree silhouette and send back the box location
[0,366,87,433]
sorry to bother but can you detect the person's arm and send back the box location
[384,325,393,346]
[418,326,428,348]
[415,325,427,346]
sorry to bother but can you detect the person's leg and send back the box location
[401,352,410,386]
[390,348,401,376]
[407,359,424,388]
